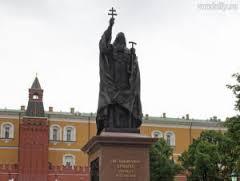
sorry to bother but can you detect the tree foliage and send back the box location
[179,73,240,180]
[226,73,240,173]
[150,138,182,181]
[179,130,234,180]
[225,116,240,174]
[227,73,240,111]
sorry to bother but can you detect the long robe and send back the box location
[96,25,142,135]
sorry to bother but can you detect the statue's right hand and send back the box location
[109,18,115,26]
[130,48,136,55]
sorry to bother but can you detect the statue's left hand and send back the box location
[109,18,115,27]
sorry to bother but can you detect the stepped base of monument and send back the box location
[82,132,157,181]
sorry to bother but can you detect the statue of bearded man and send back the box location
[96,18,142,135]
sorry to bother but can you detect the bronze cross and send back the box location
[108,7,117,18]
[129,41,137,49]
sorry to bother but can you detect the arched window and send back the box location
[1,122,14,139]
[67,128,72,141]
[53,128,58,140]
[151,130,163,138]
[5,126,10,138]
[49,125,62,141]
[164,131,175,146]
[166,134,171,145]
[33,94,39,99]
[63,154,75,167]
[63,126,76,142]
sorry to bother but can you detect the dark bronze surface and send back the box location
[96,8,142,135]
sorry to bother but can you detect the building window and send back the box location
[164,131,175,146]
[5,126,10,138]
[50,125,62,141]
[67,129,72,141]
[63,126,76,142]
[166,134,171,145]
[1,122,14,139]
[151,130,163,138]
[53,128,58,141]
[63,154,75,167]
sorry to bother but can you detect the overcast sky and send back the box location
[0,0,239,120]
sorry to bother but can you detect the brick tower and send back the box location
[19,77,49,181]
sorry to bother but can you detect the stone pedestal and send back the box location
[82,132,157,181]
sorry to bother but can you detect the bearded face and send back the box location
[113,32,126,51]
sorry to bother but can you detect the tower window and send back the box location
[33,94,39,99]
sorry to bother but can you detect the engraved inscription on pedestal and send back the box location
[111,159,141,178]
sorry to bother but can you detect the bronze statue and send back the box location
[96,8,142,135]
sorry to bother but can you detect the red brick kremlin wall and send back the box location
[0,164,89,181]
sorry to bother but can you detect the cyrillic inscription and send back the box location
[112,159,141,178]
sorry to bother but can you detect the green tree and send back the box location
[226,73,240,174]
[150,138,181,181]
[179,73,240,180]
[200,130,235,178]
[179,130,229,181]
[224,116,240,175]
[227,73,240,111]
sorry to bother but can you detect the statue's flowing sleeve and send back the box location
[99,25,112,53]
[97,25,115,135]
[97,25,115,112]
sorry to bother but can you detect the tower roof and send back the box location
[31,77,42,89]
[26,76,45,117]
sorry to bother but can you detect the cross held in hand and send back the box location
[129,41,137,49]
[108,7,117,19]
